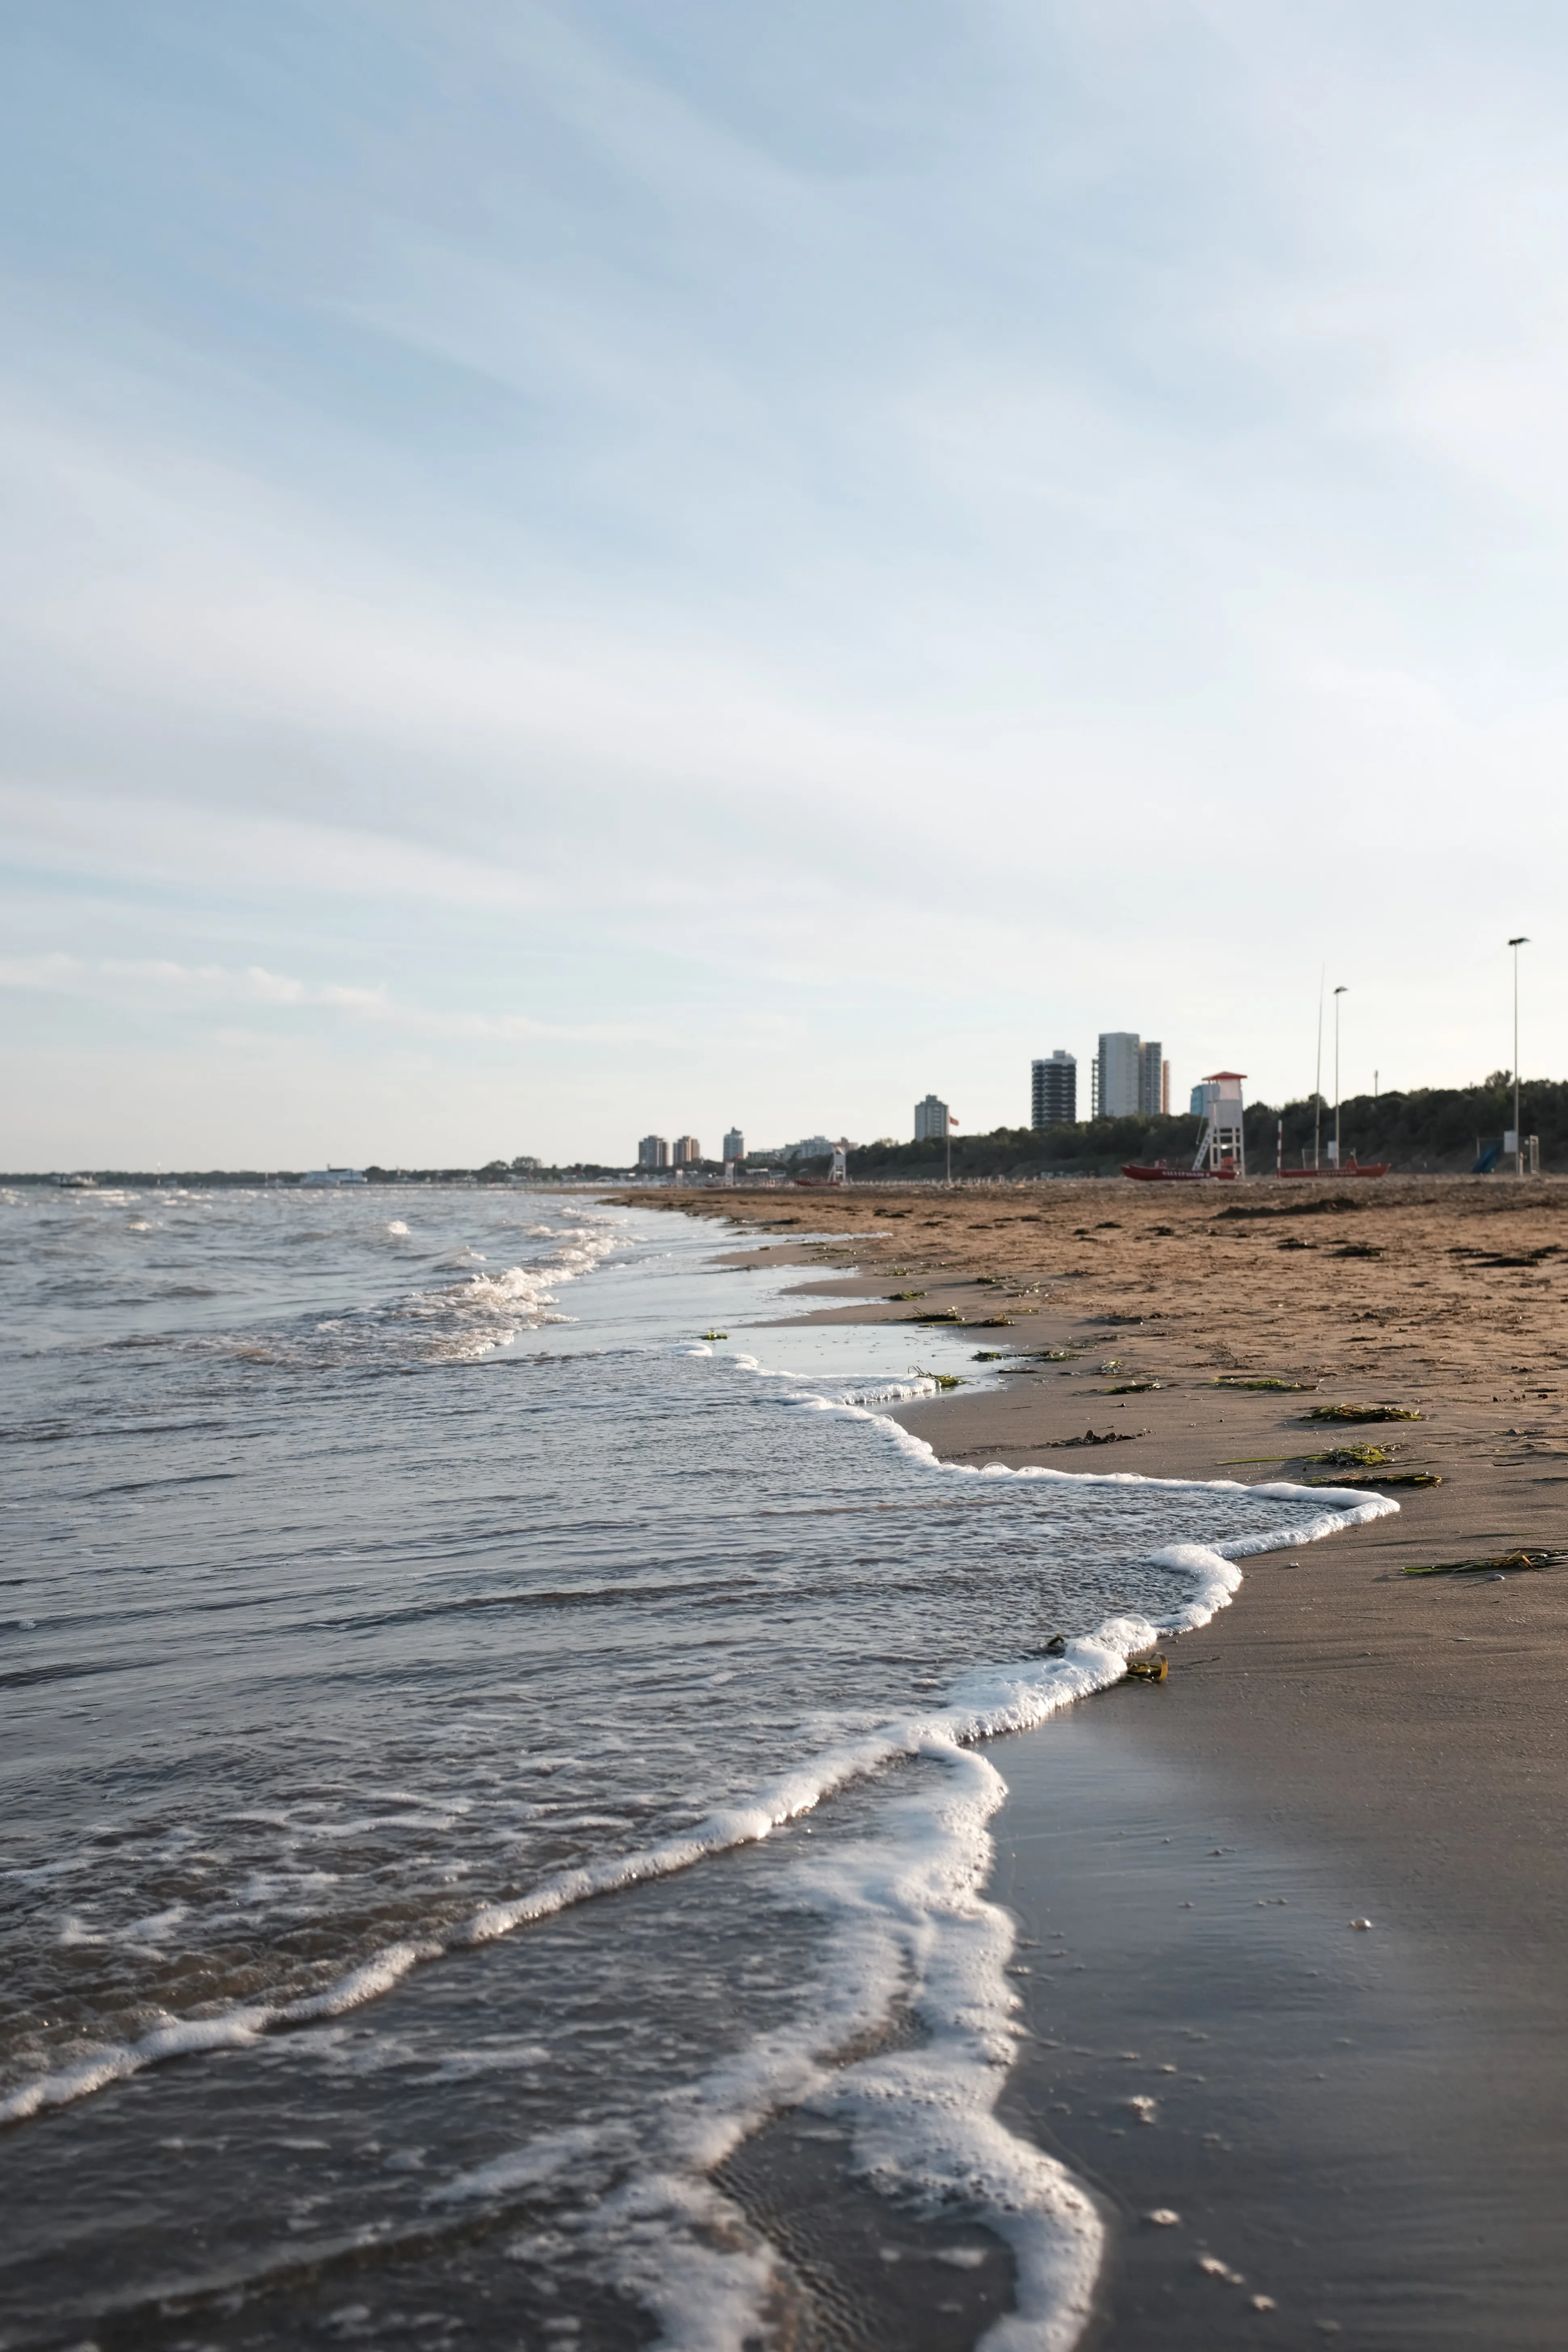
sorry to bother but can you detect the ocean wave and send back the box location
[0,1443,1392,2135]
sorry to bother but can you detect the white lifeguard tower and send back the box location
[1192,1072,1246,1176]
[829,1140,848,1185]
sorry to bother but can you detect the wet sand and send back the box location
[618,1178,1568,2344]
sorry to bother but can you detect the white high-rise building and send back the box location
[913,1093,949,1142]
[722,1128,745,1164]
[1093,1034,1141,1119]
[1137,1041,1169,1117]
[1093,1033,1169,1119]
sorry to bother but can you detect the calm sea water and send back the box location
[0,1185,1387,2351]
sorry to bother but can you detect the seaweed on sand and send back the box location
[1404,1548,1564,1578]
[1214,1376,1319,1392]
[1307,1471,1442,1488]
[1307,1403,1422,1423]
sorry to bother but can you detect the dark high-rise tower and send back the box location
[1031,1051,1077,1128]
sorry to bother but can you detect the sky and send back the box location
[3,0,1566,1169]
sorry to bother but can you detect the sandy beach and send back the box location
[619,1177,1568,2344]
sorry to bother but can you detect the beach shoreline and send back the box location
[612,1178,1568,2343]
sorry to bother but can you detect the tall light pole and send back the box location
[1313,965,1325,1171]
[1509,937,1530,1176]
[1333,986,1347,1166]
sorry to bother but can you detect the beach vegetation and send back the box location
[1309,1444,1395,1466]
[1306,1403,1421,1422]
[701,1331,728,1341]
[1308,1471,1442,1487]
[1404,1548,1562,1576]
[912,1367,965,1389]
[888,1289,926,1300]
[1213,1376,1318,1391]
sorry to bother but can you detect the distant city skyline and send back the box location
[1,6,1562,1166]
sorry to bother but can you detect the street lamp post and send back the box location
[1333,986,1347,1167]
[1509,937,1530,1176]
[1313,966,1325,1171]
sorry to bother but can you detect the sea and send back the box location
[0,1184,1391,2352]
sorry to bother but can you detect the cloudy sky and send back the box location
[3,0,1564,1168]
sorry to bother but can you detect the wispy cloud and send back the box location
[0,951,639,1044]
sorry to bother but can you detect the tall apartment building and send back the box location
[913,1093,950,1142]
[1031,1050,1077,1128]
[1092,1033,1170,1118]
[722,1128,745,1164]
[671,1135,701,1166]
[637,1135,669,1170]
[1092,1033,1141,1119]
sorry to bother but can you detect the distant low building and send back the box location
[302,1167,367,1186]
[722,1128,745,1163]
[671,1135,701,1166]
[913,1094,949,1142]
[785,1134,836,1160]
[638,1135,669,1170]
[1031,1051,1076,1128]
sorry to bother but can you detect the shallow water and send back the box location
[0,1185,1388,2349]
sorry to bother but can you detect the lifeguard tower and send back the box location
[1192,1072,1246,1176]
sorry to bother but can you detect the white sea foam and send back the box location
[395,1217,626,1360]
[441,1735,1101,2352]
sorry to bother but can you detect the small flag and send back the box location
[949,1114,960,1128]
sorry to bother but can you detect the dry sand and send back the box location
[615,1178,1568,2344]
